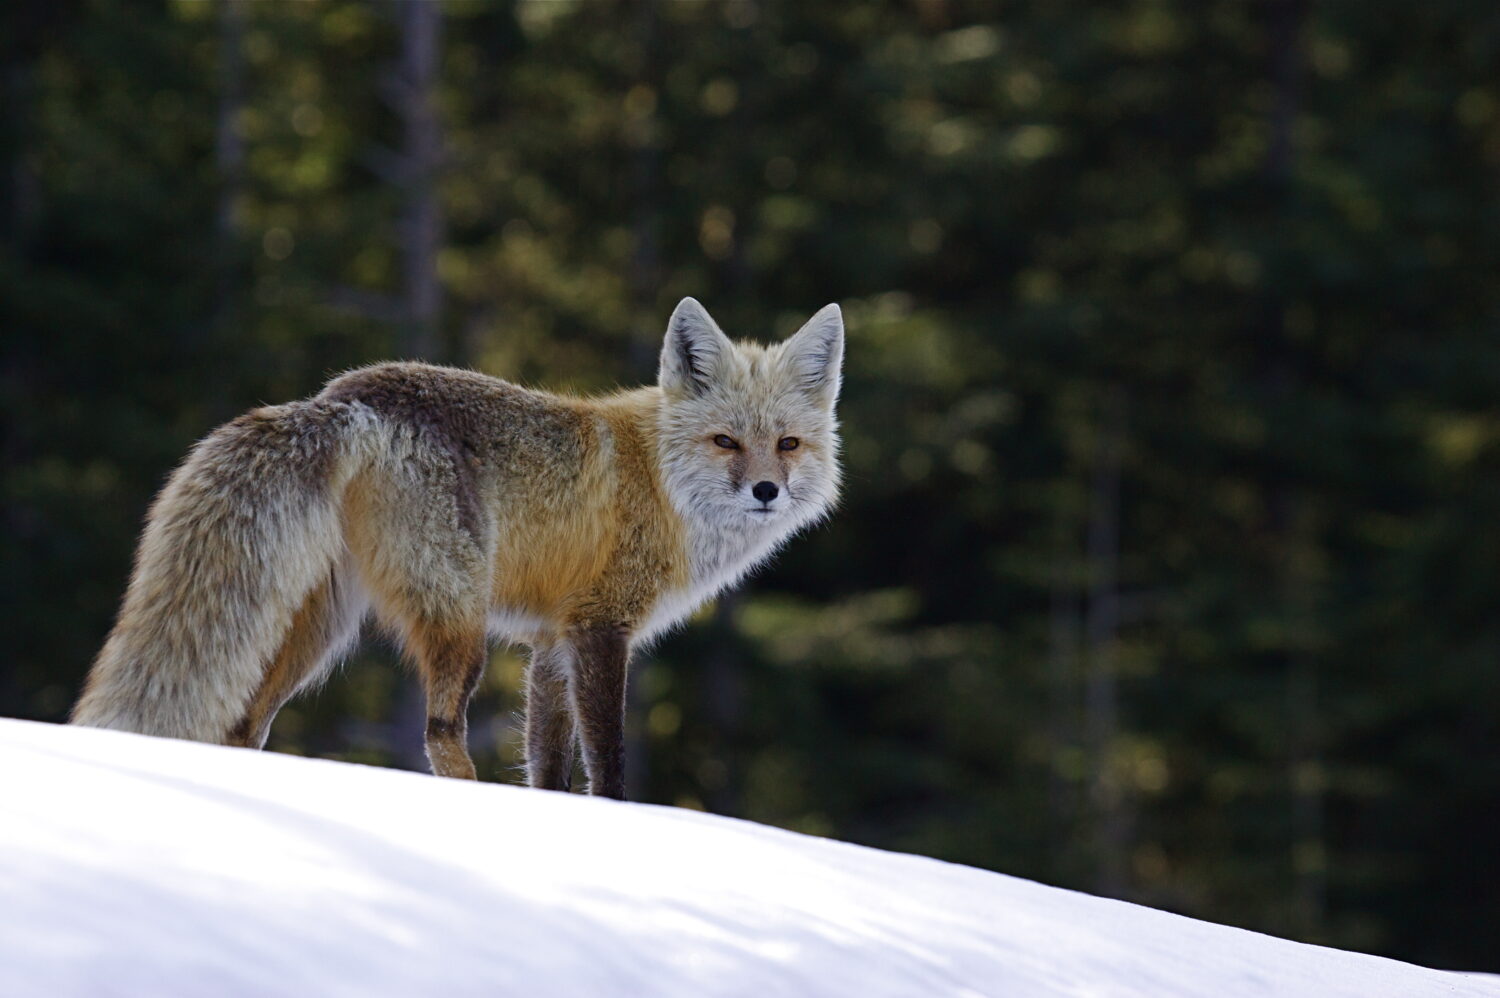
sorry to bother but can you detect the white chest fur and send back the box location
[636,516,792,643]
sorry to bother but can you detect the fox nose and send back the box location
[752,481,779,504]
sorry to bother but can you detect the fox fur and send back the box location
[71,298,843,797]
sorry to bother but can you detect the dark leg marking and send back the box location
[413,624,486,780]
[569,625,631,800]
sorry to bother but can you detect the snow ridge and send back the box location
[1,719,1494,998]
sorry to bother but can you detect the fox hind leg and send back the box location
[227,566,365,750]
[341,453,494,780]
[524,642,576,792]
[411,620,487,780]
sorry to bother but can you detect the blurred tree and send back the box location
[3,0,1498,971]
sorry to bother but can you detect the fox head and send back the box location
[656,297,843,533]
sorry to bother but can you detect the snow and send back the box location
[1,718,1493,998]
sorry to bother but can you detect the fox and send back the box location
[70,298,843,798]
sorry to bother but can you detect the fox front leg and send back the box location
[568,625,630,800]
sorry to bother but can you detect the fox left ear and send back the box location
[782,303,844,408]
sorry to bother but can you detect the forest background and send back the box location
[3,0,1497,970]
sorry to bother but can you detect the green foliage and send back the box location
[3,0,1498,971]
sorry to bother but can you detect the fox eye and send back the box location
[778,437,800,451]
[713,434,740,450]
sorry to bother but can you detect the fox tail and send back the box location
[71,399,374,742]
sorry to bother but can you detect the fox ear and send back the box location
[782,303,844,408]
[659,297,731,397]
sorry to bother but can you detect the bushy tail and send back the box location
[72,399,373,742]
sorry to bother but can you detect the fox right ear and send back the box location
[659,297,731,397]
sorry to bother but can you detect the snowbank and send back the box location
[1,718,1492,998]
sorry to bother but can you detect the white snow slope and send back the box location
[1,718,1493,998]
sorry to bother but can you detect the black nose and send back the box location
[752,481,779,503]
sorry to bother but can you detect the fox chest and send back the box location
[636,523,786,641]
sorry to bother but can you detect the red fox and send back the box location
[71,299,843,797]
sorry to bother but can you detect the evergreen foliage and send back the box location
[3,0,1496,969]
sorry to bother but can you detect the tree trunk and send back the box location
[1084,387,1128,898]
[620,0,662,799]
[397,0,444,362]
[1047,499,1081,850]
[206,0,247,426]
[389,0,446,772]
[0,50,39,721]
[215,0,244,270]
[1262,0,1324,939]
